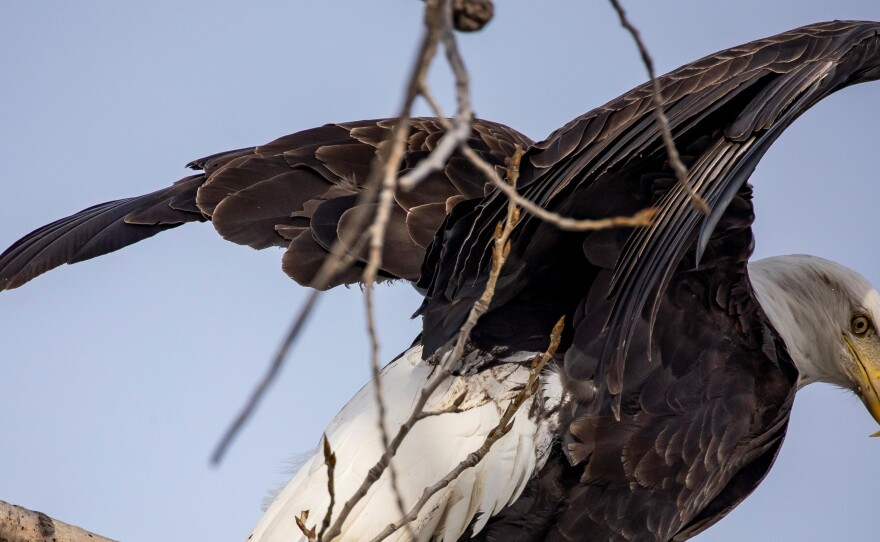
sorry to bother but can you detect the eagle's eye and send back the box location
[851,315,872,335]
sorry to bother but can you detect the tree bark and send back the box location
[0,500,117,542]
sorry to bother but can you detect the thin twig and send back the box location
[440,4,473,127]
[418,82,447,120]
[358,132,414,539]
[210,289,320,464]
[397,6,475,191]
[608,0,708,214]
[461,145,657,230]
[368,150,524,541]
[295,510,317,542]
[211,226,380,465]
[346,1,451,539]
[317,435,337,540]
[210,0,445,467]
[399,82,463,190]
[415,390,467,419]
[370,315,565,541]
[322,142,524,542]
[420,84,657,232]
[397,117,470,189]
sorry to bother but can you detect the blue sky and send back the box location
[2,1,879,540]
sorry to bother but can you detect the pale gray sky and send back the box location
[1,1,879,541]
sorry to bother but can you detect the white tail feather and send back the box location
[248,345,561,542]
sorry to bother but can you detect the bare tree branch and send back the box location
[608,0,709,214]
[0,500,117,542]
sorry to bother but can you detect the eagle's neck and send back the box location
[747,255,851,390]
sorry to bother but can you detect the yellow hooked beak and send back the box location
[843,335,880,437]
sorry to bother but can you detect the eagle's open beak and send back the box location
[844,335,880,437]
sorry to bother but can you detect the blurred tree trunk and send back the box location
[0,500,116,542]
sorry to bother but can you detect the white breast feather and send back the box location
[248,345,562,542]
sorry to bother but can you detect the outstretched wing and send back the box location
[0,118,532,292]
[413,21,880,540]
[419,19,880,386]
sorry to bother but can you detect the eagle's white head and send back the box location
[749,254,880,435]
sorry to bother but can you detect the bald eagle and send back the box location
[2,19,880,541]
